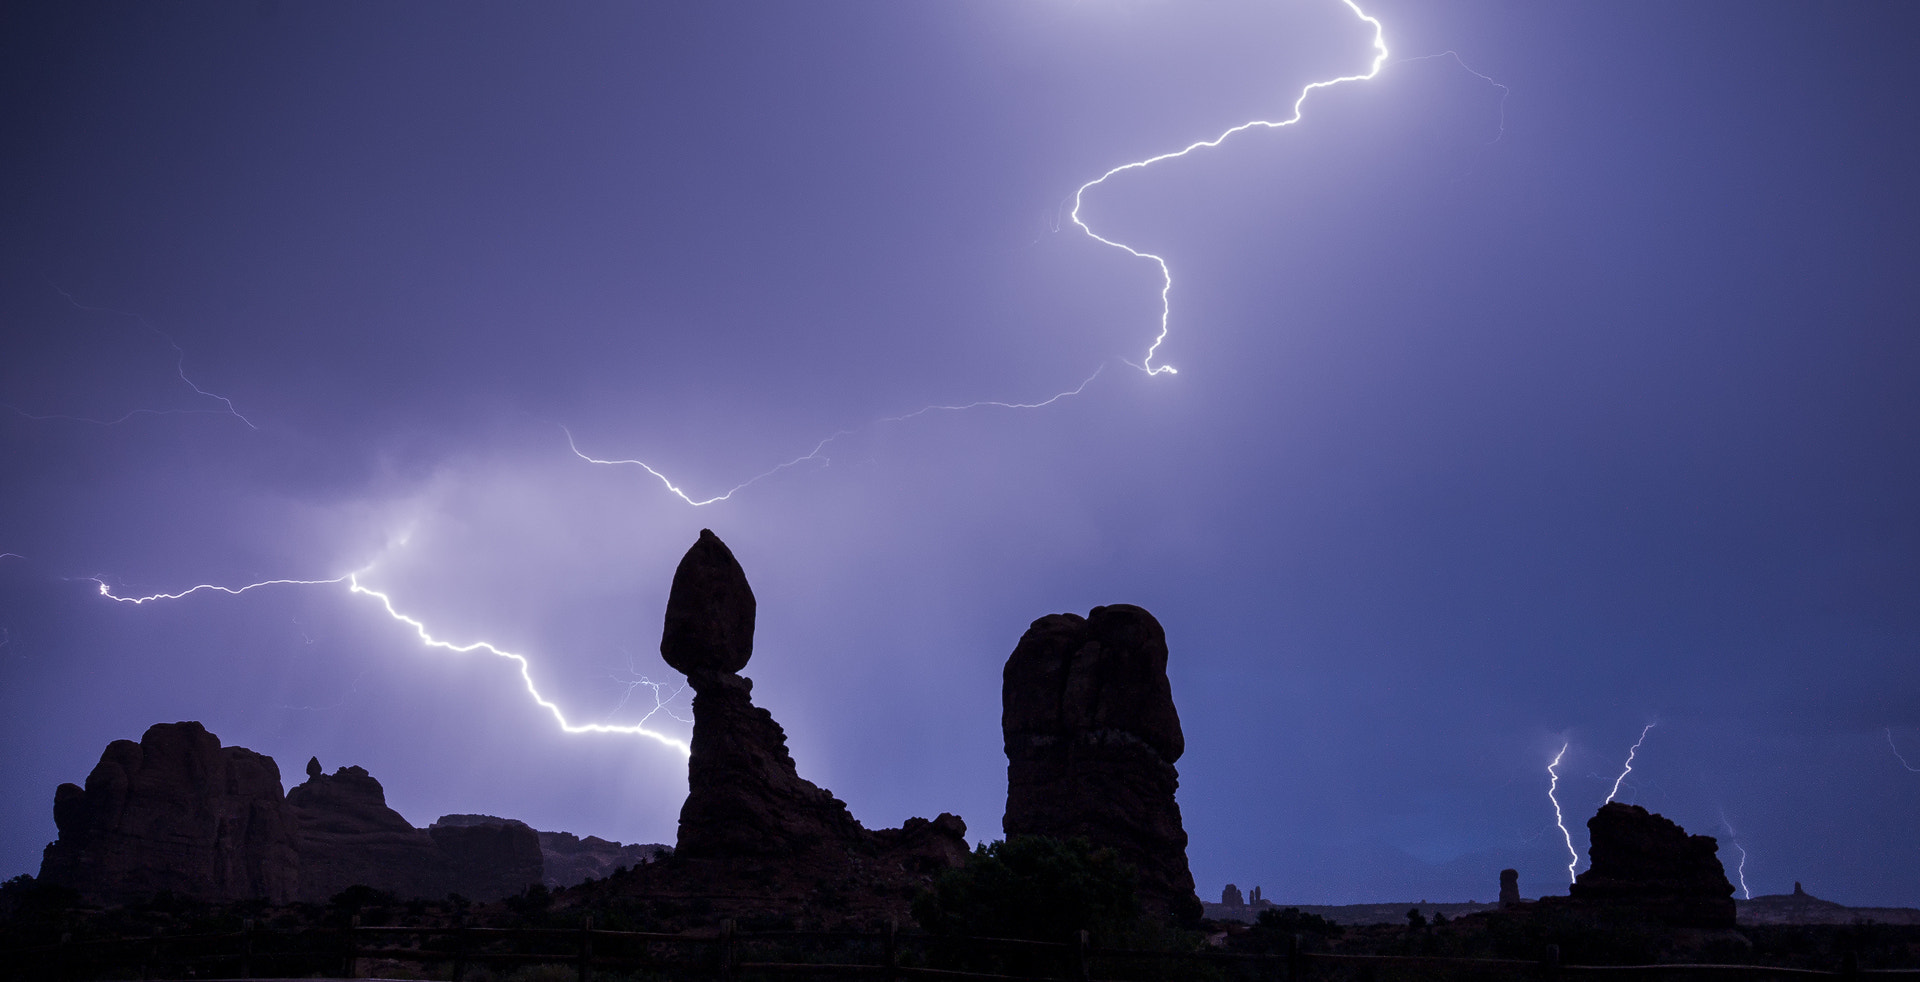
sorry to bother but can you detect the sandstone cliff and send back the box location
[39,722,299,905]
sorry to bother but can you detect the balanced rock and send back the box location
[1002,604,1198,923]
[660,528,756,681]
[1568,802,1735,928]
[623,530,967,925]
[666,530,885,858]
[39,722,298,904]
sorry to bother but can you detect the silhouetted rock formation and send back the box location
[1500,868,1521,906]
[1002,604,1199,924]
[436,815,665,889]
[594,529,966,926]
[427,817,545,900]
[286,762,454,902]
[41,727,554,905]
[39,722,298,905]
[1566,802,1735,928]
[1222,884,1245,906]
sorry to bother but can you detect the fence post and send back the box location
[882,918,898,982]
[345,913,360,979]
[1540,943,1560,982]
[718,918,737,981]
[241,918,254,979]
[578,914,594,982]
[58,932,72,982]
[451,916,467,982]
[1074,929,1090,982]
[1841,951,1860,979]
[1286,932,1303,982]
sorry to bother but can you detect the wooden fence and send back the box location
[5,918,1919,981]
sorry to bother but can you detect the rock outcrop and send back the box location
[533,830,667,889]
[38,722,299,904]
[1566,803,1735,928]
[42,732,550,905]
[1221,884,1245,906]
[434,815,650,890]
[1002,605,1199,923]
[285,760,455,902]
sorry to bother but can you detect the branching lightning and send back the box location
[1548,743,1580,884]
[91,572,692,756]
[1605,723,1655,804]
[574,1,1406,506]
[1069,0,1389,377]
[565,366,1102,507]
[1888,728,1920,773]
[12,285,258,429]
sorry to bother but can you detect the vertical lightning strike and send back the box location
[90,573,692,756]
[1719,811,1752,900]
[1548,743,1580,884]
[1605,723,1655,804]
[1888,728,1920,773]
[1069,0,1390,376]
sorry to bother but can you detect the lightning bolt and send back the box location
[11,285,258,429]
[1888,727,1920,773]
[1605,723,1655,804]
[1548,742,1579,885]
[1069,0,1389,376]
[1718,811,1752,900]
[90,572,691,756]
[571,2,1427,506]
[565,366,1102,507]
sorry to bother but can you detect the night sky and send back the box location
[3,1,1917,907]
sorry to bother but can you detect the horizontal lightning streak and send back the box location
[91,573,691,756]
[1069,0,1390,376]
[565,367,1103,507]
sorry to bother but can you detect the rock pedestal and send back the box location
[1568,803,1735,928]
[1500,868,1521,906]
[1002,604,1198,923]
[39,722,298,904]
[633,529,968,922]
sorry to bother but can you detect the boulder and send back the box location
[1002,605,1198,923]
[38,721,299,904]
[660,528,756,681]
[1568,803,1735,928]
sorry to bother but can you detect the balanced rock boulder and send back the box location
[1568,802,1735,928]
[599,529,967,926]
[1002,604,1198,923]
[39,722,298,904]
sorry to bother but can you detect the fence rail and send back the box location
[5,918,1919,981]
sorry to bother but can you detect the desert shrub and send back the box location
[913,835,1140,950]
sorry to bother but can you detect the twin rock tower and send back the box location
[652,529,1200,924]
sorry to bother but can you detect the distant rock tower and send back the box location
[1002,604,1199,924]
[1222,883,1245,906]
[1500,868,1521,906]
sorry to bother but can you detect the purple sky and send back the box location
[3,1,1917,907]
